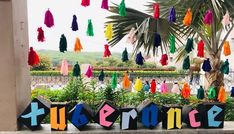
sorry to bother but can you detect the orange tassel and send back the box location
[183,8,192,26]
[218,86,226,103]
[74,37,83,52]
[122,73,131,90]
[181,82,191,99]
[223,41,231,56]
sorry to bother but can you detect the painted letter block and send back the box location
[161,105,182,129]
[94,101,119,129]
[197,103,225,128]
[137,101,161,129]
[68,103,94,130]
[50,103,67,131]
[120,108,138,130]
[18,97,50,130]
[182,105,201,128]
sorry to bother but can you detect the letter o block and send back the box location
[94,101,119,129]
[182,105,201,128]
[161,105,182,129]
[120,108,138,130]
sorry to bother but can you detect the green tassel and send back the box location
[72,62,81,77]
[185,38,194,53]
[169,35,176,54]
[86,19,94,36]
[220,59,229,74]
[118,0,126,17]
[111,72,117,89]
[183,56,190,70]
[197,86,205,99]
[98,70,105,81]
[208,86,217,99]
[122,48,129,62]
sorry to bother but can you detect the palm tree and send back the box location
[106,0,234,95]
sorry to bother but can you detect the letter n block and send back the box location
[137,101,161,129]
[18,97,50,130]
[50,103,68,131]
[68,102,94,130]
[161,105,182,129]
[197,102,225,128]
[182,105,201,128]
[94,101,119,129]
[120,108,138,130]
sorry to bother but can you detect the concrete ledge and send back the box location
[1,122,234,134]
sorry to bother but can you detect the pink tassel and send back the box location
[37,27,45,42]
[153,3,160,19]
[161,81,168,94]
[222,11,231,26]
[44,9,54,28]
[81,0,90,7]
[101,0,108,10]
[85,65,93,78]
[60,59,69,76]
[203,10,213,25]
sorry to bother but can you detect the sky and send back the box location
[27,0,149,52]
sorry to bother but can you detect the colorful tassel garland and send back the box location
[218,86,226,103]
[122,48,129,62]
[44,9,54,28]
[86,19,94,36]
[183,56,190,70]
[104,44,111,57]
[202,58,212,72]
[220,59,229,74]
[74,37,83,53]
[197,40,204,57]
[60,59,69,76]
[185,38,194,53]
[154,32,161,48]
[223,41,231,56]
[231,87,234,97]
[171,83,180,94]
[73,62,81,77]
[105,23,113,40]
[118,0,126,17]
[222,11,231,26]
[81,0,90,7]
[197,86,205,99]
[143,81,150,92]
[134,78,143,92]
[150,79,156,94]
[203,10,213,25]
[98,70,105,81]
[136,52,144,66]
[59,34,67,53]
[168,7,176,23]
[111,72,117,89]
[71,15,78,31]
[85,66,93,78]
[28,47,40,66]
[208,86,216,99]
[183,8,192,26]
[122,72,131,90]
[126,28,137,44]
[160,54,168,66]
[181,83,191,99]
[160,81,168,94]
[101,0,109,10]
[37,27,45,42]
[169,35,176,54]
[153,3,160,19]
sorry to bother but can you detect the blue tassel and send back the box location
[168,7,176,23]
[136,52,144,66]
[202,58,212,72]
[231,87,234,97]
[71,15,78,31]
[154,33,161,47]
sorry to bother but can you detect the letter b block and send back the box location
[94,101,119,129]
[120,108,138,130]
[161,105,182,129]
[50,103,68,131]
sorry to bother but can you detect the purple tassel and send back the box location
[44,9,54,28]
[203,10,213,25]
[71,15,78,31]
[101,0,109,10]
[168,7,176,23]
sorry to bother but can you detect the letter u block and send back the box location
[50,103,68,131]
[18,97,50,130]
[94,101,119,129]
[161,105,182,129]
[120,108,138,130]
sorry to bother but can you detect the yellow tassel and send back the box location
[134,78,143,92]
[122,73,131,89]
[183,8,192,26]
[223,41,231,56]
[218,86,226,103]
[105,23,113,41]
[74,37,83,52]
